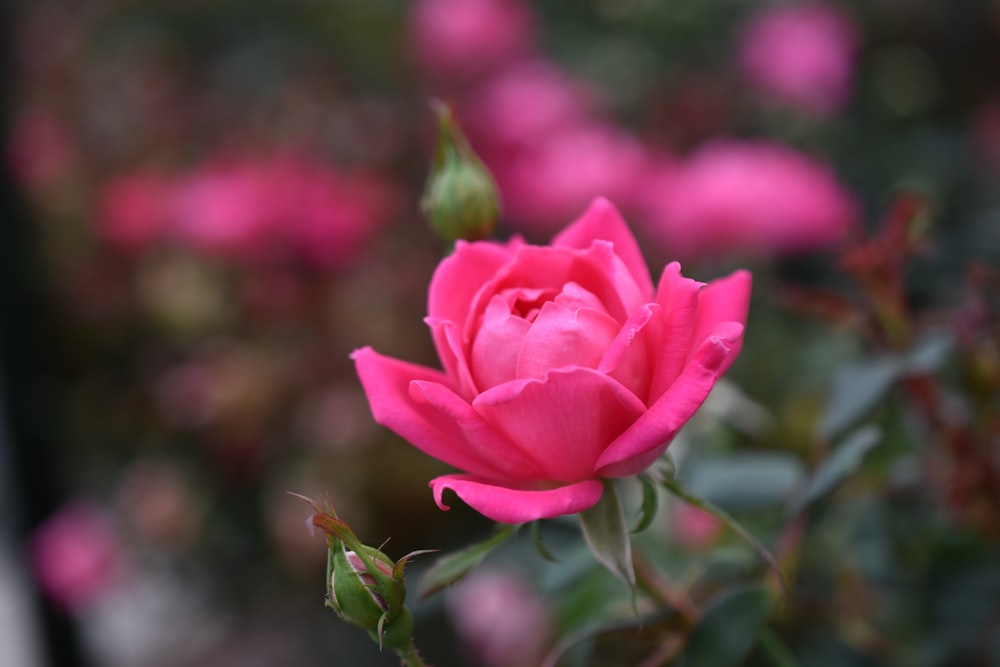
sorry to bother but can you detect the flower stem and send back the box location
[396,641,430,667]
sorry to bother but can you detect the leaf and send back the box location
[531,521,558,562]
[793,425,882,514]
[818,357,901,442]
[680,453,806,512]
[902,330,953,374]
[418,523,519,598]
[661,475,786,594]
[679,584,773,667]
[578,479,635,590]
[633,473,660,533]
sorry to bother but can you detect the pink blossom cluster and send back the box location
[408,0,858,259]
[98,154,396,270]
[738,3,859,117]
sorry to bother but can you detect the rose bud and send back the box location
[328,541,413,651]
[421,101,501,244]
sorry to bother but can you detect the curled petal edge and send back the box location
[430,475,605,524]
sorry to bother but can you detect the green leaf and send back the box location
[661,475,786,594]
[681,453,805,512]
[793,425,882,514]
[418,523,519,598]
[818,357,901,442]
[530,521,558,562]
[633,473,660,533]
[578,480,635,590]
[679,584,772,667]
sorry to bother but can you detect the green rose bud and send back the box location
[290,493,434,654]
[329,542,412,650]
[421,100,501,244]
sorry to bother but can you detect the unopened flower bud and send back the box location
[289,493,432,653]
[421,101,500,244]
[329,542,412,649]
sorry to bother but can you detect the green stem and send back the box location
[396,640,430,667]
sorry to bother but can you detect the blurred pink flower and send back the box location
[447,568,553,667]
[97,170,175,253]
[278,165,397,271]
[29,501,125,611]
[461,60,595,147]
[171,160,283,262]
[671,503,723,551]
[491,123,650,237]
[98,154,393,269]
[738,3,859,116]
[638,139,857,259]
[409,0,535,82]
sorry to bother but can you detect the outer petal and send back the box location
[553,197,654,300]
[410,380,545,480]
[431,474,604,523]
[474,367,646,481]
[648,262,704,402]
[353,346,501,479]
[597,303,663,403]
[594,321,745,477]
[690,270,752,375]
[426,317,478,399]
[428,238,517,326]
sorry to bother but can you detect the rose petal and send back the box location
[410,380,545,480]
[353,346,501,478]
[516,301,620,379]
[690,270,752,375]
[472,242,639,324]
[553,197,654,300]
[597,303,663,402]
[427,317,479,399]
[648,262,704,402]
[431,474,604,523]
[474,368,646,481]
[594,321,745,477]
[470,294,533,388]
[428,238,518,327]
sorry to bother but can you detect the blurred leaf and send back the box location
[759,627,801,667]
[418,523,518,598]
[902,330,953,374]
[632,473,660,533]
[681,453,806,512]
[793,426,882,514]
[818,358,901,442]
[818,332,953,441]
[579,480,635,590]
[679,584,773,667]
[661,475,786,594]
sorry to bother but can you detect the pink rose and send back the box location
[353,198,750,523]
[639,139,857,259]
[738,3,859,116]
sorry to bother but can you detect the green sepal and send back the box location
[632,473,660,533]
[579,479,635,591]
